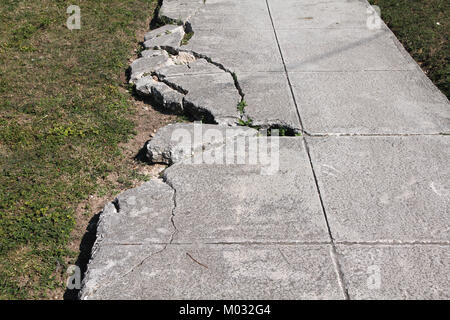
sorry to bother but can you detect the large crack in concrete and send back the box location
[80,0,300,299]
[129,0,298,132]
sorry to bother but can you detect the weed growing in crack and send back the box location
[181,31,194,46]
[238,118,254,127]
[237,100,248,114]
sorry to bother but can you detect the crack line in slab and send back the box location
[265,0,350,300]
[101,241,450,247]
[134,1,301,132]
[120,178,179,278]
[186,252,209,269]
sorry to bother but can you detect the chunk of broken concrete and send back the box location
[144,24,184,42]
[146,123,258,164]
[135,76,184,113]
[129,55,173,83]
[143,25,184,50]
[140,49,169,58]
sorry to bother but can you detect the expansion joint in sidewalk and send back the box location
[265,0,350,300]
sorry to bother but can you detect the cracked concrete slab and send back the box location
[183,28,285,73]
[143,25,185,50]
[240,72,301,131]
[155,58,222,77]
[82,0,450,300]
[94,180,175,245]
[159,0,205,24]
[170,73,242,125]
[147,123,258,164]
[144,24,184,42]
[81,244,344,300]
[135,76,184,113]
[336,244,450,300]
[129,55,172,83]
[290,71,450,135]
[165,138,329,243]
[307,136,450,243]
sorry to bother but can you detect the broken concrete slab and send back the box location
[129,55,172,83]
[147,123,258,165]
[239,72,301,131]
[94,180,175,245]
[81,0,450,300]
[164,73,242,125]
[336,244,450,300]
[140,49,169,58]
[268,0,372,29]
[164,138,330,243]
[81,244,344,300]
[143,25,185,50]
[159,0,205,24]
[135,76,184,113]
[134,56,243,126]
[307,136,450,243]
[183,28,285,73]
[155,58,222,77]
[278,28,417,71]
[144,24,184,42]
[290,71,450,135]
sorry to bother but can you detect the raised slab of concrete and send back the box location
[147,123,258,164]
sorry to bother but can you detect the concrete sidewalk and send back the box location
[80,0,450,300]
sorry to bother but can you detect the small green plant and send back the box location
[181,31,194,46]
[237,100,248,114]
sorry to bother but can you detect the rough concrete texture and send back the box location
[166,73,242,126]
[144,24,184,42]
[269,0,372,29]
[278,28,417,72]
[147,123,258,164]
[135,76,184,113]
[291,71,450,134]
[82,244,344,300]
[82,0,450,300]
[240,72,301,131]
[164,138,330,243]
[129,55,173,83]
[94,180,175,245]
[143,25,185,50]
[336,245,450,300]
[307,136,450,243]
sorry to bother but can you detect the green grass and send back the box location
[369,0,449,97]
[0,0,158,299]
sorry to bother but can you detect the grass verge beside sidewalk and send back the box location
[0,0,167,299]
[369,0,449,98]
